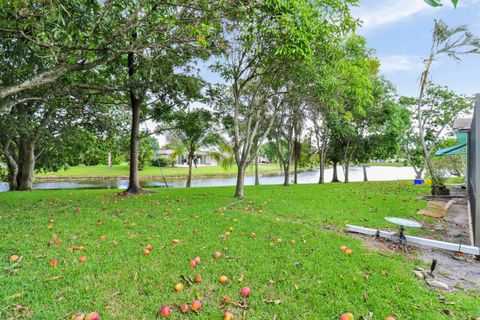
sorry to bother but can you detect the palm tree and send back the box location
[209,141,235,172]
[417,19,480,189]
[164,109,220,187]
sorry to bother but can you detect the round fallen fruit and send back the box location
[340,312,354,320]
[189,260,197,267]
[51,234,58,239]
[340,246,348,252]
[98,220,103,225]
[224,311,234,320]
[159,306,171,317]
[100,235,107,241]
[172,239,180,245]
[49,260,58,267]
[224,232,230,236]
[146,244,153,251]
[49,218,55,223]
[277,238,283,243]
[345,249,353,255]
[270,242,275,247]
[174,283,184,292]
[194,257,201,264]
[386,317,396,320]
[9,255,19,263]
[251,232,256,238]
[219,275,228,284]
[229,226,234,231]
[191,300,202,311]
[214,251,222,259]
[54,239,62,245]
[143,249,151,255]
[179,304,189,314]
[71,312,85,320]
[194,274,203,283]
[240,287,251,297]
[85,312,99,320]
[79,256,87,263]
[290,239,297,245]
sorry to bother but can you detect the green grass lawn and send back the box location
[36,163,282,179]
[1,182,478,319]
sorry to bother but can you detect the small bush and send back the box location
[151,157,176,168]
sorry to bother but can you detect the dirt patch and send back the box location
[348,198,480,294]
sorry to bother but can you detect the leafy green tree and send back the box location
[214,0,357,198]
[162,109,220,187]
[403,84,472,184]
[416,19,479,190]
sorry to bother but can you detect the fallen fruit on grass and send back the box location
[98,220,103,225]
[145,244,153,251]
[51,234,58,239]
[179,304,189,313]
[48,218,55,223]
[219,275,228,284]
[54,239,62,245]
[172,239,180,244]
[9,255,19,263]
[71,312,85,320]
[143,249,151,255]
[240,287,251,297]
[340,246,348,252]
[174,283,184,292]
[340,312,354,320]
[214,251,222,259]
[194,274,203,283]
[345,249,353,255]
[159,306,171,317]
[100,235,107,241]
[251,232,256,238]
[49,260,58,267]
[270,242,275,247]
[79,256,87,263]
[229,226,234,231]
[85,312,99,320]
[224,232,230,236]
[224,311,234,320]
[386,317,396,320]
[291,239,297,245]
[194,257,201,264]
[190,260,197,267]
[191,300,202,311]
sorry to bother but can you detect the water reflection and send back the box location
[0,166,415,192]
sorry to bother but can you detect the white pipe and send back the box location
[347,224,480,256]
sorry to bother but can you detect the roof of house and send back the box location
[453,118,472,131]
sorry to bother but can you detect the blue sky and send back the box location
[351,0,480,97]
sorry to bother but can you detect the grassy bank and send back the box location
[1,182,478,319]
[35,163,282,180]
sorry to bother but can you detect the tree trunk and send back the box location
[283,162,290,186]
[332,161,340,182]
[363,165,368,182]
[186,152,194,188]
[5,152,18,191]
[234,163,246,198]
[344,160,350,183]
[125,44,143,194]
[318,156,325,184]
[293,139,300,184]
[16,139,35,191]
[254,155,260,185]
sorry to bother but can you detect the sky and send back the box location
[351,0,480,97]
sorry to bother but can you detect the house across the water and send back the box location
[156,149,218,166]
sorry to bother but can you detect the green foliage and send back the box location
[150,156,176,168]
[424,0,458,8]
[1,183,479,318]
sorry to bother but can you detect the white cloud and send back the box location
[352,0,435,29]
[379,55,423,73]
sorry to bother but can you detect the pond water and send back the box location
[0,166,416,192]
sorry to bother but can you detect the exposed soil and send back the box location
[349,197,480,294]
